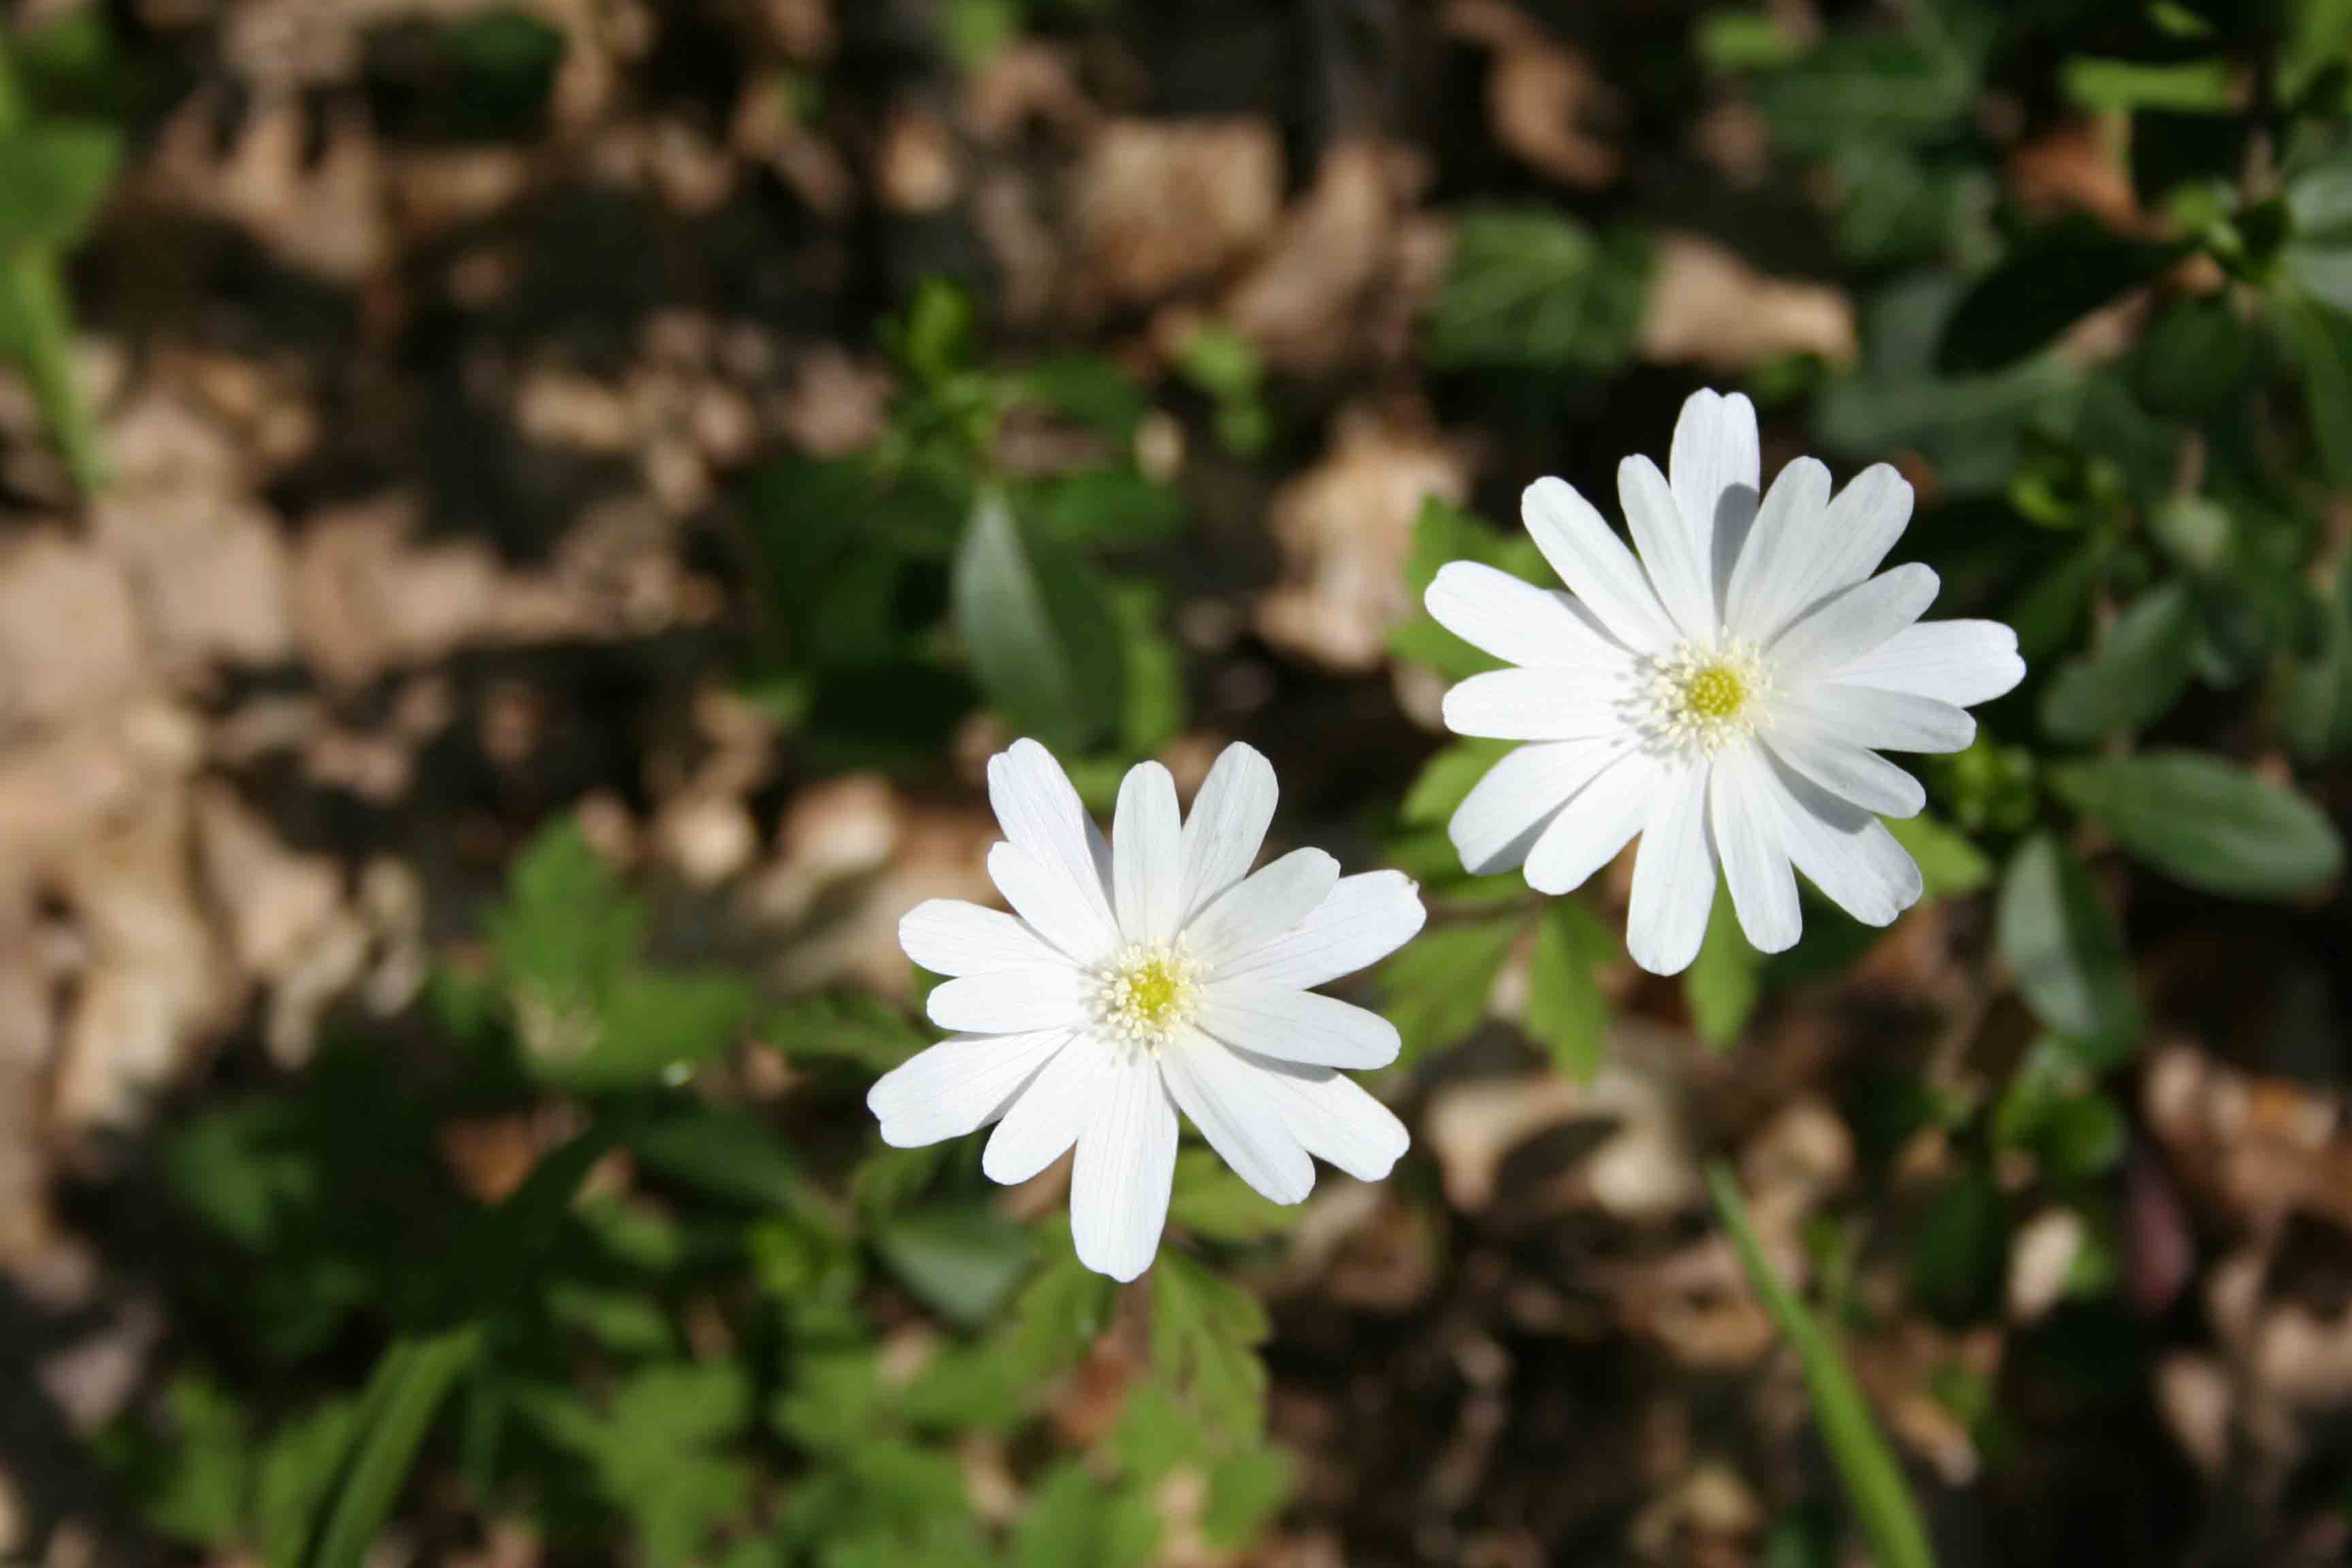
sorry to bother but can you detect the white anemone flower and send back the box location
[1426,389,2025,976]
[869,738,1424,1281]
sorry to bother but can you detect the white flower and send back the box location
[869,738,1424,1281]
[1426,389,2025,976]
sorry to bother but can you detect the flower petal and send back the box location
[1626,766,1717,976]
[1424,560,1631,669]
[1669,388,1762,608]
[1213,870,1426,990]
[982,1035,1105,1183]
[1195,981,1401,1069]
[988,842,1120,968]
[1184,847,1340,969]
[1448,736,1631,875]
[1763,711,1926,818]
[868,1028,1074,1148]
[1709,743,1801,954]
[1788,684,1976,754]
[1177,741,1277,925]
[926,966,1090,1033]
[1722,456,1833,640]
[1232,1048,1410,1181]
[1757,753,1923,926]
[899,898,1066,977]
[1161,1029,1314,1205]
[1826,619,2025,707]
[1522,747,1665,894]
[1769,564,1940,674]
[987,738,1118,951]
[1442,668,1631,740]
[1619,453,1716,642]
[1070,1049,1178,1281]
[1113,760,1184,945]
[1521,477,1681,651]
[1729,461,1912,642]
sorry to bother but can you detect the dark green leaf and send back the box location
[1425,208,1648,372]
[1883,813,1993,900]
[2039,580,2197,742]
[1382,915,1518,1063]
[1938,221,2182,374]
[2287,299,2352,487]
[951,489,1124,749]
[1525,899,1613,1079]
[1996,833,2140,1049]
[2283,552,2352,757]
[305,1327,482,1568]
[2049,751,2345,899]
[0,122,118,251]
[872,1207,1032,1326]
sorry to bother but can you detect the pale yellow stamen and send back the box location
[1639,640,1771,755]
[1094,940,1203,1050]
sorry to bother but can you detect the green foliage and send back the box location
[1684,887,1765,1048]
[1425,208,1649,372]
[2038,581,2198,741]
[1382,915,1516,1063]
[1170,1146,1303,1242]
[1526,900,1614,1079]
[1997,834,2140,1056]
[2048,751,2345,900]
[953,488,1126,750]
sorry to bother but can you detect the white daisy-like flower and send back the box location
[869,738,1424,1281]
[1426,389,2025,977]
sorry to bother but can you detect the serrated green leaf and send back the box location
[1525,899,1612,1078]
[1150,1253,1270,1441]
[2048,750,2345,899]
[1997,832,2140,1049]
[1425,208,1648,372]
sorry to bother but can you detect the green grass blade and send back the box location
[1708,1162,1936,1568]
[304,1326,480,1568]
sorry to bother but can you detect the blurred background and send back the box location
[1,0,2351,1564]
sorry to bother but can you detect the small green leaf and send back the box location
[1169,1147,1300,1242]
[766,990,928,1072]
[1382,915,1518,1064]
[1150,1253,1271,1440]
[1425,208,1648,372]
[951,489,1124,749]
[304,1326,483,1568]
[1883,813,1993,900]
[1996,833,2140,1049]
[2038,580,2197,742]
[1525,900,1613,1079]
[873,1207,1033,1327]
[2048,751,2345,899]
[2061,56,2239,114]
[1399,738,1516,827]
[1684,887,1763,1048]
[0,122,118,251]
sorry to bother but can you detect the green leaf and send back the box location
[1524,900,1612,1079]
[1996,833,2140,1049]
[1382,915,1518,1063]
[1389,497,1550,679]
[1010,1463,1157,1568]
[489,819,641,1007]
[872,1207,1032,1326]
[631,1109,837,1232]
[553,967,751,1090]
[2048,751,2345,899]
[766,990,928,1071]
[256,1399,361,1567]
[136,1376,251,1547]
[1424,208,1648,372]
[1993,1041,2127,1184]
[951,488,1124,749]
[2061,56,2239,114]
[1150,1253,1270,1441]
[2283,553,2352,757]
[1754,29,1975,151]
[1708,1166,1936,1568]
[2286,299,2352,488]
[1169,1146,1300,1242]
[1684,886,1763,1048]
[0,122,118,251]
[1937,220,2182,374]
[1202,1438,1294,1548]
[1399,738,1516,826]
[2038,580,2198,742]
[1883,814,1993,900]
[304,1326,482,1568]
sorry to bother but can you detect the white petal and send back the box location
[1521,477,1681,651]
[1769,564,1940,673]
[1177,742,1277,924]
[987,738,1118,947]
[1214,870,1426,990]
[1112,760,1183,945]
[926,966,1089,1033]
[1442,668,1632,740]
[1161,1029,1314,1205]
[1709,744,1800,954]
[1669,388,1762,608]
[1790,685,1976,754]
[1757,753,1923,926]
[1764,712,1927,818]
[1233,1049,1410,1181]
[1195,981,1401,1069]
[1729,462,1913,642]
[1721,456,1833,640]
[1183,847,1340,968]
[868,1028,1073,1148]
[1523,747,1665,895]
[1619,453,1716,642]
[1626,768,1717,976]
[988,842,1120,968]
[1424,560,1631,669]
[982,1036,1105,1183]
[1827,619,2025,707]
[1448,738,1631,875]
[1069,1049,1178,1281]
[899,899,1065,977]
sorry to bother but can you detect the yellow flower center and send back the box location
[1095,941,1203,1049]
[1680,663,1746,721]
[1641,641,1771,755]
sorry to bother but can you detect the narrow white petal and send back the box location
[1827,619,2025,708]
[1722,456,1833,640]
[1764,713,1927,818]
[926,966,1089,1033]
[1757,753,1923,926]
[867,1029,1073,1148]
[1424,560,1632,669]
[1161,1030,1314,1205]
[982,1036,1105,1183]
[1069,1049,1177,1281]
[1626,768,1718,976]
[1183,847,1340,968]
[899,899,1065,977]
[1195,981,1401,1069]
[1669,388,1762,609]
[1521,477,1682,651]
[1112,760,1184,945]
[1788,685,1976,754]
[1177,742,1277,924]
[1522,748,1665,895]
[1619,453,1716,642]
[987,842,1120,968]
[1442,668,1631,741]
[1235,1048,1410,1181]
[987,737,1118,943]
[1448,737,1631,875]
[1769,564,1940,674]
[1709,744,1801,954]
[1214,870,1426,990]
